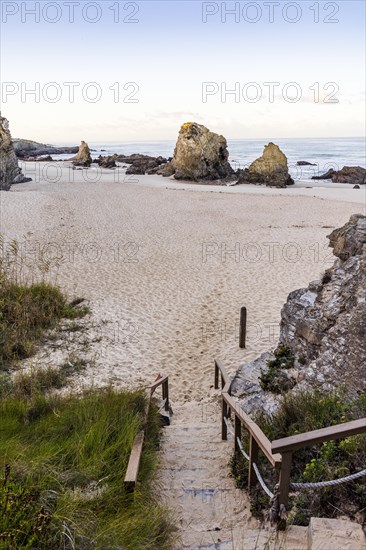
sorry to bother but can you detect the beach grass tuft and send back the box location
[0,384,175,549]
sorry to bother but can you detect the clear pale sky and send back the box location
[1,0,365,142]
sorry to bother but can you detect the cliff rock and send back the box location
[232,214,366,413]
[0,116,29,190]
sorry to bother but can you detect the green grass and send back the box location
[0,386,174,549]
[0,280,89,370]
[232,389,366,526]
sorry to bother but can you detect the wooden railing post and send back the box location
[234,414,241,457]
[214,361,219,389]
[277,451,293,531]
[239,306,247,349]
[162,380,169,411]
[222,398,228,440]
[248,434,259,490]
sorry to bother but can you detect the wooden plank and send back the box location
[272,418,366,454]
[215,358,231,388]
[124,430,145,492]
[239,306,247,349]
[277,451,293,531]
[248,434,259,489]
[223,392,281,467]
[150,375,168,394]
[214,361,219,389]
[163,380,169,411]
[222,398,228,441]
[234,413,242,457]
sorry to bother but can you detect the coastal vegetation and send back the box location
[231,388,366,526]
[0,238,174,549]
[0,237,89,370]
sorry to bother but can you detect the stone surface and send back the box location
[313,166,366,185]
[332,166,366,185]
[13,139,79,158]
[167,122,235,182]
[72,141,92,167]
[93,155,117,169]
[240,143,294,187]
[0,115,30,190]
[312,169,335,180]
[232,214,366,411]
[308,518,366,550]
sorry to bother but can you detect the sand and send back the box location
[1,162,365,401]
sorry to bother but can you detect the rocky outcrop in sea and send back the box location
[13,139,79,158]
[231,214,366,414]
[72,141,92,167]
[160,122,235,182]
[312,166,366,185]
[0,116,31,190]
[237,142,294,188]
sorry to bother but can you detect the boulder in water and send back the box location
[72,141,92,167]
[246,142,294,187]
[167,122,234,182]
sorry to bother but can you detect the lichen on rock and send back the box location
[238,142,294,188]
[162,122,234,182]
[72,141,92,167]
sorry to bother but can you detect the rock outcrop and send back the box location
[0,115,30,190]
[232,214,366,413]
[92,153,168,173]
[332,166,366,185]
[161,123,234,182]
[72,141,92,167]
[312,166,366,185]
[237,143,294,188]
[297,161,316,166]
[13,139,79,158]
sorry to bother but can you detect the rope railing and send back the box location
[290,468,366,491]
[224,414,273,497]
[215,356,366,531]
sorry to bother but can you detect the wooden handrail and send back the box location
[214,358,366,531]
[124,375,170,493]
[214,359,232,394]
[223,392,281,468]
[215,360,281,468]
[272,418,366,454]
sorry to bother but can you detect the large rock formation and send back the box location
[13,139,79,158]
[312,166,366,185]
[232,214,366,413]
[238,143,294,188]
[160,123,234,182]
[0,116,30,190]
[72,141,92,167]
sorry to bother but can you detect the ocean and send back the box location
[52,137,365,182]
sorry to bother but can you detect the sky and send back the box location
[0,0,365,142]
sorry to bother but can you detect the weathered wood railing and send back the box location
[272,417,366,525]
[214,359,282,487]
[124,375,169,493]
[215,359,366,530]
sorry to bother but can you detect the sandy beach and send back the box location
[1,163,364,403]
